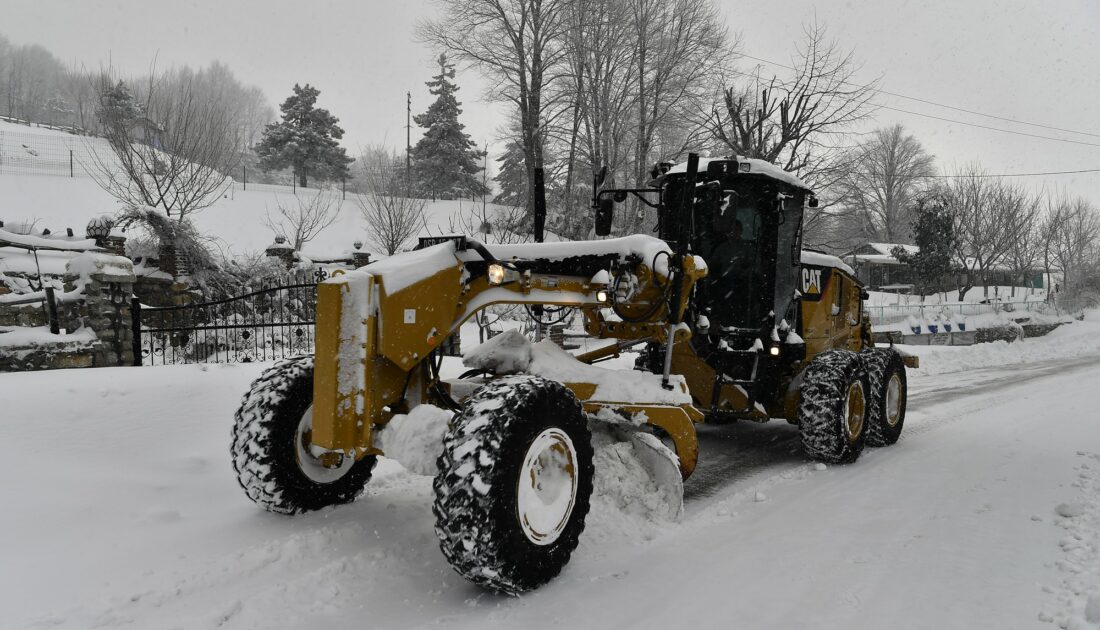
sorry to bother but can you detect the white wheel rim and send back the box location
[295,406,356,483]
[886,374,902,427]
[517,428,579,546]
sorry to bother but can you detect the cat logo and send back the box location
[802,267,823,295]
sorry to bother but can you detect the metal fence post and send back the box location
[131,297,143,366]
[70,149,74,177]
[44,286,60,334]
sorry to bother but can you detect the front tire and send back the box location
[231,356,377,514]
[798,349,869,464]
[863,348,908,446]
[432,375,594,594]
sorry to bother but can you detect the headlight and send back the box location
[769,345,781,356]
[596,289,608,303]
[488,263,505,285]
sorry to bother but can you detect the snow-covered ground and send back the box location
[3,315,1100,629]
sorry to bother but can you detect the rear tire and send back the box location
[231,356,377,514]
[863,348,907,446]
[798,349,869,464]
[433,375,594,594]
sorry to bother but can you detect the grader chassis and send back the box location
[231,153,915,594]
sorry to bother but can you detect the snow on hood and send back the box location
[466,234,674,277]
[360,241,461,294]
[801,250,856,276]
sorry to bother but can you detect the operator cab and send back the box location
[655,157,813,335]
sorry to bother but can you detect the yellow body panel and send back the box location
[309,241,875,482]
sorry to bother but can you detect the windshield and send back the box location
[662,176,805,330]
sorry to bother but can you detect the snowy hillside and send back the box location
[0,120,519,260]
[2,314,1099,629]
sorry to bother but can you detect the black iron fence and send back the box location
[134,282,317,365]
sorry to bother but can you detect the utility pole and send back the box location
[481,141,488,212]
[406,91,412,197]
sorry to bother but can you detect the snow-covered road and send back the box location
[2,319,1100,629]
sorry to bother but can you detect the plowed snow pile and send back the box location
[378,401,684,540]
[898,311,1100,376]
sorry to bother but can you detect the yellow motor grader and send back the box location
[231,153,914,594]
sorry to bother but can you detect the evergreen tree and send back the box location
[95,80,143,129]
[255,84,352,188]
[411,54,486,200]
[892,194,958,298]
[492,139,527,208]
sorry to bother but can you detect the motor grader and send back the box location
[231,153,914,594]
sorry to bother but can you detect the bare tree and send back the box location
[941,168,1032,300]
[840,124,935,243]
[357,146,427,255]
[706,22,877,174]
[420,0,571,222]
[1004,188,1043,297]
[85,67,243,221]
[704,22,877,248]
[263,192,342,250]
[1043,195,1100,301]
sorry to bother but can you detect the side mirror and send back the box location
[807,194,819,208]
[595,197,614,236]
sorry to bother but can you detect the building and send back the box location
[842,242,1046,293]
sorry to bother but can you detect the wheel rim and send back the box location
[517,428,579,546]
[295,406,356,483]
[885,373,903,427]
[843,381,866,442]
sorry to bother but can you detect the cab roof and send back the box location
[659,156,811,191]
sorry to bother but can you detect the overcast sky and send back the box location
[4,0,1098,200]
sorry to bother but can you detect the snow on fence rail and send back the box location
[862,299,1051,323]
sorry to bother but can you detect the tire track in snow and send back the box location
[683,352,1100,505]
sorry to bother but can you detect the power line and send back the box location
[737,52,1100,141]
[915,168,1100,178]
[877,105,1100,148]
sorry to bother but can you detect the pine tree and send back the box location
[892,194,958,298]
[255,84,352,188]
[411,54,486,200]
[492,139,527,209]
[96,80,143,129]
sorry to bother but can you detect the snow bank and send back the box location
[1051,450,1100,629]
[0,325,95,352]
[899,312,1100,377]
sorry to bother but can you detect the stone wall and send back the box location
[0,252,136,372]
[77,253,137,367]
